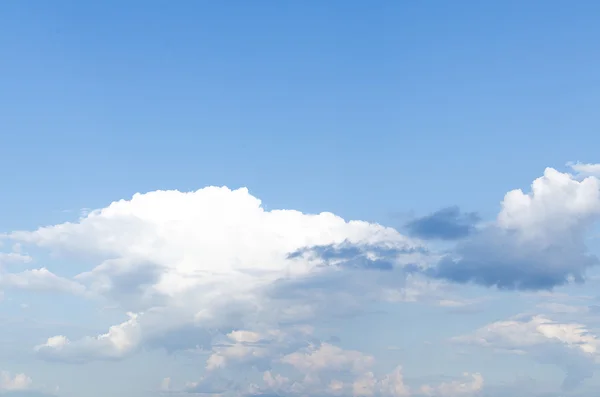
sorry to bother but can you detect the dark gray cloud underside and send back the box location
[405,206,480,240]
[427,229,598,290]
[288,242,426,271]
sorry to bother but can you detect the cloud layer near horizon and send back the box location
[2,163,600,395]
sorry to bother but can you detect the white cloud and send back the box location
[194,335,481,397]
[453,314,600,389]
[255,364,479,397]
[378,367,411,397]
[247,343,480,397]
[205,328,308,371]
[0,268,86,295]
[498,167,600,241]
[0,252,32,266]
[35,312,143,362]
[418,373,483,397]
[0,370,32,391]
[263,370,290,391]
[0,247,83,296]
[282,343,375,375]
[169,341,482,397]
[7,187,424,363]
[352,371,378,397]
[10,167,599,366]
[8,166,598,396]
[454,315,600,357]
[567,162,600,177]
[431,167,600,289]
[258,366,482,397]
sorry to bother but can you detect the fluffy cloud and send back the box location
[0,249,83,296]
[428,167,600,290]
[0,371,32,391]
[34,313,144,363]
[5,163,600,397]
[174,332,483,396]
[7,187,423,362]
[281,343,375,375]
[179,343,482,397]
[453,314,600,390]
[205,327,315,372]
[206,330,270,371]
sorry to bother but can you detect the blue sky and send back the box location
[2,1,600,397]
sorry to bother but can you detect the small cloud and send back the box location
[437,300,466,308]
[535,302,589,314]
[160,377,170,391]
[567,161,600,177]
[0,370,32,391]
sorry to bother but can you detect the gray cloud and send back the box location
[288,241,427,271]
[427,227,598,290]
[405,207,480,241]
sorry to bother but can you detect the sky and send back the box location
[2,1,600,396]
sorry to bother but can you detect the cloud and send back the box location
[428,168,600,290]
[179,330,483,397]
[417,373,483,397]
[405,207,480,241]
[0,247,84,296]
[178,343,482,397]
[205,327,315,372]
[160,377,171,391]
[34,313,145,363]
[288,242,425,271]
[7,163,600,385]
[206,330,270,371]
[281,343,375,375]
[567,162,600,177]
[453,314,600,390]
[534,302,590,315]
[7,187,426,363]
[0,253,32,267]
[182,375,232,395]
[0,268,85,295]
[0,371,32,391]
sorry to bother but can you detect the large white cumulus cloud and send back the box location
[9,187,425,363]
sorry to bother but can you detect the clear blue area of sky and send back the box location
[2,1,600,231]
